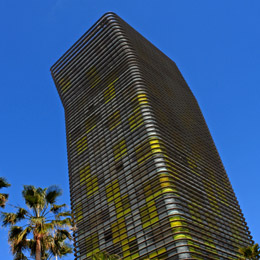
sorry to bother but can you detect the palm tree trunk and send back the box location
[36,238,41,260]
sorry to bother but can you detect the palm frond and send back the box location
[2,212,18,226]
[59,242,73,256]
[252,243,260,258]
[13,252,28,260]
[56,229,72,240]
[50,217,72,228]
[16,226,31,244]
[0,177,10,189]
[16,208,29,221]
[50,203,66,214]
[1,208,28,226]
[42,222,55,232]
[8,226,30,258]
[0,193,9,208]
[239,243,260,259]
[22,185,46,211]
[27,239,36,257]
[45,186,62,205]
[55,211,71,219]
[48,236,73,258]
[9,226,24,240]
[31,216,44,225]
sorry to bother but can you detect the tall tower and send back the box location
[51,13,252,260]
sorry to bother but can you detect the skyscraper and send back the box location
[51,12,252,260]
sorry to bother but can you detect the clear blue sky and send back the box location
[0,1,259,259]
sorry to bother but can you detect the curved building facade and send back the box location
[51,13,252,260]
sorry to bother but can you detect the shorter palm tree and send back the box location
[0,177,10,208]
[239,243,260,260]
[47,229,73,260]
[1,185,72,260]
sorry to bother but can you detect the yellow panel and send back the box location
[119,222,125,229]
[160,177,170,182]
[148,205,156,212]
[149,251,158,258]
[104,78,118,103]
[114,193,120,199]
[132,253,139,259]
[118,217,124,224]
[137,94,146,98]
[162,187,177,193]
[113,140,127,161]
[86,67,101,88]
[114,196,121,203]
[79,165,90,177]
[123,251,131,257]
[128,107,143,131]
[121,239,128,245]
[86,118,96,133]
[151,217,159,224]
[171,221,183,228]
[147,200,155,207]
[151,144,161,149]
[149,139,159,144]
[76,211,82,222]
[79,164,99,197]
[124,208,131,215]
[59,76,71,93]
[135,149,152,164]
[173,215,188,222]
[173,234,192,240]
[123,245,130,251]
[158,247,166,255]
[146,194,154,202]
[129,236,136,242]
[76,136,87,154]
[108,111,121,130]
[151,148,162,153]
[114,237,120,243]
[137,94,148,105]
[112,181,119,188]
[150,211,158,218]
[154,190,162,197]
[160,182,171,188]
[143,221,151,228]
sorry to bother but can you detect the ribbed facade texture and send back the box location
[51,13,252,260]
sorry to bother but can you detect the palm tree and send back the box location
[92,251,121,260]
[46,229,73,260]
[1,185,72,260]
[0,177,10,208]
[238,243,260,260]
